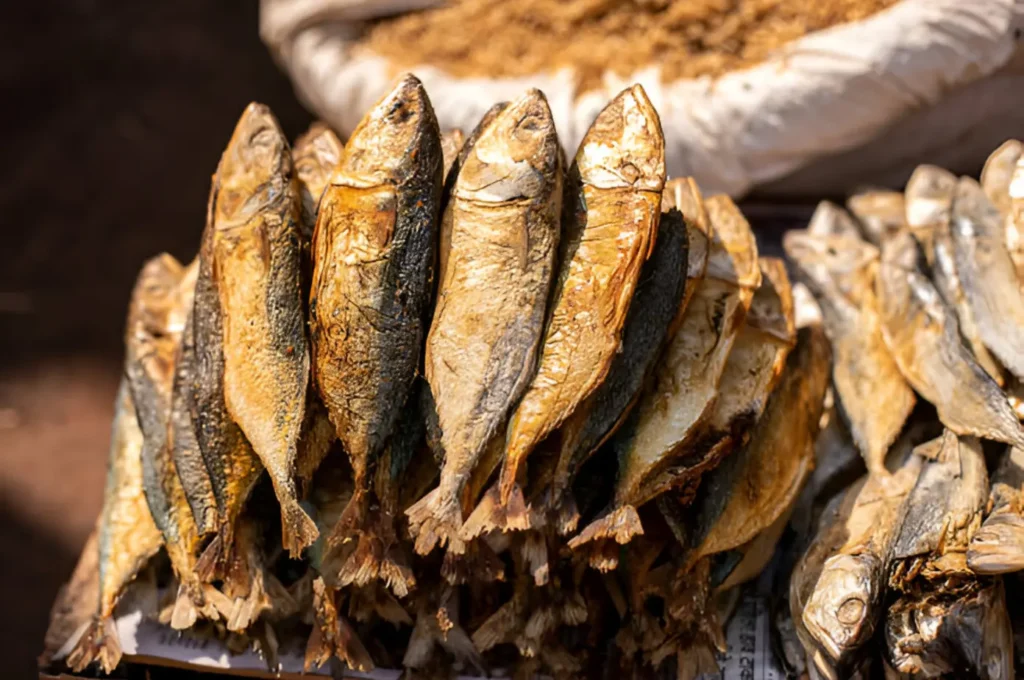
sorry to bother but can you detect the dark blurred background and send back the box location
[0,2,312,676]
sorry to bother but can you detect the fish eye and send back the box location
[836,596,866,626]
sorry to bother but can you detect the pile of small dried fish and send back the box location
[52,75,851,679]
[779,141,1024,679]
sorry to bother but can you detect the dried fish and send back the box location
[847,189,904,245]
[569,194,759,563]
[439,128,465,179]
[210,102,315,555]
[876,230,1024,447]
[408,89,561,555]
[544,207,689,534]
[125,254,218,630]
[808,200,862,240]
[293,122,344,225]
[969,445,1024,574]
[905,164,1004,385]
[952,176,1024,380]
[980,139,1024,284]
[66,381,163,674]
[784,230,914,476]
[491,84,665,528]
[309,75,442,588]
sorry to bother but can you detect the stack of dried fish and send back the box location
[51,75,833,680]
[780,142,1024,679]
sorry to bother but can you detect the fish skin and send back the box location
[309,76,443,580]
[968,445,1024,574]
[952,176,1024,380]
[808,201,862,240]
[980,139,1024,284]
[876,230,1024,447]
[545,207,689,533]
[408,90,562,555]
[497,83,666,510]
[905,165,1005,385]
[211,102,315,556]
[784,230,915,477]
[846,190,905,245]
[688,323,829,566]
[125,254,219,629]
[800,453,922,674]
[67,381,163,674]
[568,194,759,563]
[661,177,712,317]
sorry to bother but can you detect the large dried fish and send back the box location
[687,323,828,566]
[952,176,1024,380]
[875,230,1024,447]
[495,84,665,516]
[210,102,315,555]
[66,381,163,674]
[980,139,1024,282]
[408,90,562,555]
[784,230,914,476]
[905,164,1005,385]
[569,194,759,560]
[309,75,442,588]
[125,255,217,629]
[846,189,904,245]
[968,445,1024,574]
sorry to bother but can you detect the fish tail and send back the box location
[169,582,201,630]
[379,542,417,598]
[967,508,1024,574]
[567,505,643,571]
[406,487,465,555]
[554,491,581,536]
[440,540,506,585]
[338,530,382,590]
[304,579,375,672]
[460,482,532,543]
[226,567,269,632]
[195,527,230,583]
[66,615,122,674]
[676,641,720,680]
[280,496,320,558]
[521,531,550,586]
[497,451,524,506]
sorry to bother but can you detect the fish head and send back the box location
[293,122,344,199]
[215,103,291,227]
[575,84,665,192]
[981,139,1022,212]
[802,552,882,663]
[846,190,905,245]
[455,89,559,203]
[807,201,861,240]
[129,254,185,339]
[783,231,877,303]
[953,175,1004,244]
[341,74,438,186]
[705,195,761,289]
[904,165,956,232]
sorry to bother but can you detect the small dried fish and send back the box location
[846,189,905,245]
[496,83,666,519]
[905,164,1005,385]
[876,230,1024,447]
[784,230,914,476]
[808,200,862,240]
[952,176,1024,380]
[408,90,562,555]
[569,194,759,562]
[309,75,442,587]
[66,381,163,674]
[968,445,1024,574]
[211,102,315,555]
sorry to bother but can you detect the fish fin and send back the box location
[280,497,319,558]
[567,504,644,566]
[440,540,506,585]
[333,509,416,598]
[406,487,466,555]
[66,616,121,674]
[521,532,549,586]
[379,542,417,599]
[305,578,375,672]
[460,483,532,542]
[967,509,1024,573]
[194,533,224,583]
[201,583,235,621]
[169,583,200,630]
[555,492,581,536]
[226,568,269,632]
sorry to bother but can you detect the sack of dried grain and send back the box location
[260,0,1024,198]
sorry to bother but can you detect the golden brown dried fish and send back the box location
[808,200,862,240]
[784,230,914,476]
[408,90,562,555]
[494,83,665,522]
[905,164,1005,385]
[439,128,465,179]
[876,230,1024,447]
[211,102,315,555]
[309,75,442,588]
[293,122,344,220]
[952,176,1024,381]
[569,194,759,562]
[846,189,905,245]
[66,381,163,674]
[980,139,1024,284]
[968,445,1024,574]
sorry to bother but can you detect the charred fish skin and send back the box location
[496,84,666,513]
[67,381,163,674]
[784,230,914,477]
[952,176,1024,380]
[969,445,1024,574]
[547,207,688,531]
[876,231,1024,448]
[408,89,562,555]
[211,102,315,556]
[309,75,442,559]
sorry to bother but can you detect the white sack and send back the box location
[261,0,1024,198]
